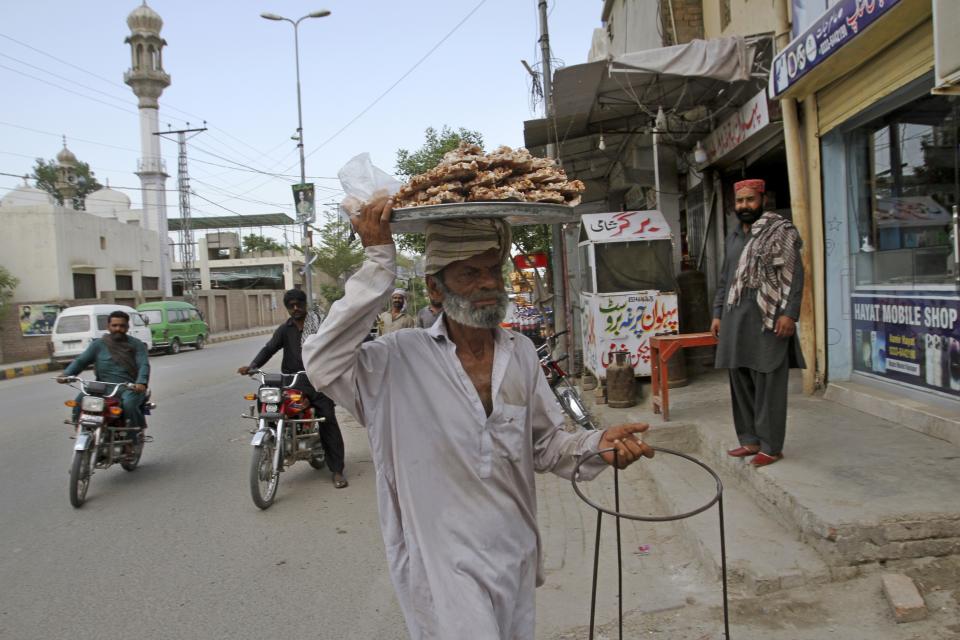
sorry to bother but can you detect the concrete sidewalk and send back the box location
[583,369,960,596]
[0,325,275,380]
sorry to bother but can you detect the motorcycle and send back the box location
[537,331,596,430]
[242,369,327,510]
[59,375,156,508]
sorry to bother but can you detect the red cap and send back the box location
[734,179,765,193]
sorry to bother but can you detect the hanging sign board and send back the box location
[513,253,548,270]
[580,210,671,242]
[702,90,773,165]
[769,0,902,99]
[292,183,315,223]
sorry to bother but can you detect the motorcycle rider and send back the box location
[238,289,348,489]
[57,310,150,453]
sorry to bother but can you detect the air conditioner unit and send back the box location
[933,0,960,95]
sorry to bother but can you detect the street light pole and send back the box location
[261,9,331,307]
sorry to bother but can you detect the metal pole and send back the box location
[538,0,568,356]
[292,20,313,307]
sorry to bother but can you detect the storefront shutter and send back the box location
[817,21,935,135]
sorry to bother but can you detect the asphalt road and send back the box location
[0,336,407,640]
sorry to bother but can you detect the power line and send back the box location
[0,62,139,118]
[0,120,141,153]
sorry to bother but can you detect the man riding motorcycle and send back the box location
[58,310,150,451]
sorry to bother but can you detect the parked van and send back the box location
[50,304,153,365]
[137,301,209,354]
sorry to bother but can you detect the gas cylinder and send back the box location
[606,351,637,408]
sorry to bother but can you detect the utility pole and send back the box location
[156,123,206,299]
[537,0,570,358]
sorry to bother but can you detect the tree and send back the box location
[242,234,285,254]
[394,126,484,254]
[312,212,365,304]
[32,158,102,211]
[0,266,19,322]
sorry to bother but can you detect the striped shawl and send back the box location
[726,212,802,332]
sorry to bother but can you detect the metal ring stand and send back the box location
[571,446,730,639]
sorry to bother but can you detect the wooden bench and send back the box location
[650,332,718,421]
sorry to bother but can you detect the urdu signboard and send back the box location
[770,0,902,99]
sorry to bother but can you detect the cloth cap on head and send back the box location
[423,218,512,276]
[734,179,765,194]
[392,289,407,298]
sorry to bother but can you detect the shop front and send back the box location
[772,0,960,400]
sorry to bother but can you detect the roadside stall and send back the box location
[578,210,679,380]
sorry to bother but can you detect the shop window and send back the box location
[142,276,159,290]
[579,245,594,293]
[849,94,959,287]
[115,274,133,290]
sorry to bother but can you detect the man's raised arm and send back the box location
[303,196,396,420]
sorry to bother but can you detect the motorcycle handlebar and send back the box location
[56,376,136,396]
[247,369,307,388]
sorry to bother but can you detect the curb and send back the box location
[1,362,54,380]
[0,327,277,381]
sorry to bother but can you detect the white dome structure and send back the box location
[84,186,132,218]
[127,2,163,34]
[1,182,54,208]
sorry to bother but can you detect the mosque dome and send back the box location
[1,182,55,208]
[56,144,77,166]
[85,185,132,218]
[127,2,163,34]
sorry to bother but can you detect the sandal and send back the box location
[750,452,783,467]
[333,473,348,489]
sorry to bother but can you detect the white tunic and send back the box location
[303,245,607,640]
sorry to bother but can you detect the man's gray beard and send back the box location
[434,278,508,329]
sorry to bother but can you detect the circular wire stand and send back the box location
[571,446,730,640]
[389,201,579,233]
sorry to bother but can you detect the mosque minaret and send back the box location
[124,1,172,295]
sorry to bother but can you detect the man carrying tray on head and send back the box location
[303,195,654,640]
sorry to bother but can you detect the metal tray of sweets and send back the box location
[389,201,579,233]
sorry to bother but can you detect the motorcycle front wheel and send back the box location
[250,442,279,510]
[69,448,93,508]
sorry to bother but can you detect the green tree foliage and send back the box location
[32,158,102,211]
[312,212,365,305]
[242,234,285,254]
[394,126,484,254]
[0,266,19,321]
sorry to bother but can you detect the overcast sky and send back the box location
[1,0,601,234]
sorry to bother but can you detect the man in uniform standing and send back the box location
[710,179,805,467]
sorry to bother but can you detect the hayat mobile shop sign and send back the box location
[770,0,901,99]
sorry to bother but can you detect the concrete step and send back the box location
[642,428,832,595]
[826,379,960,447]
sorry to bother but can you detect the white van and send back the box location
[50,304,153,365]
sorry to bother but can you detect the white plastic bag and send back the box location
[337,152,401,222]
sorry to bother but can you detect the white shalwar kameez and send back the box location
[303,245,608,640]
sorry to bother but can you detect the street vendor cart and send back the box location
[578,210,679,379]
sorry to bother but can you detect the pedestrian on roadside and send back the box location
[378,288,416,335]
[238,289,348,488]
[304,195,653,639]
[710,179,805,467]
[416,292,443,329]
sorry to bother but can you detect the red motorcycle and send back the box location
[59,376,156,508]
[243,370,326,509]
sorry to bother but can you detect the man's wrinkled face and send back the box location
[108,317,129,340]
[735,188,764,225]
[428,249,508,329]
[285,299,306,321]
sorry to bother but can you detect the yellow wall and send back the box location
[703,0,782,40]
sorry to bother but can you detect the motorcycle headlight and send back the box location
[81,396,104,412]
[259,387,281,403]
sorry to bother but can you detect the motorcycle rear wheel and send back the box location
[250,443,279,510]
[69,448,93,508]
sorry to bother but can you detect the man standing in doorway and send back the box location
[378,288,415,335]
[238,289,348,488]
[710,179,805,467]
